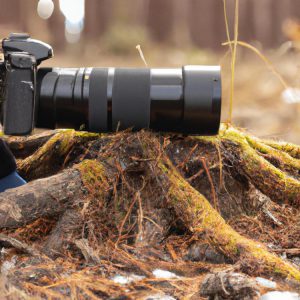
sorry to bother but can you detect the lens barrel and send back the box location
[36,66,221,135]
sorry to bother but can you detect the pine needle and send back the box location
[222,40,290,90]
[136,44,148,67]
[222,0,232,54]
[229,0,239,124]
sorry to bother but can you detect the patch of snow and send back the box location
[256,277,277,289]
[111,274,145,285]
[1,256,17,275]
[144,294,176,300]
[280,252,287,259]
[260,291,300,300]
[292,257,300,267]
[152,269,179,279]
[0,247,8,256]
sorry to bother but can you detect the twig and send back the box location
[0,233,41,257]
[228,0,239,123]
[222,0,232,53]
[136,44,148,67]
[222,40,290,90]
[272,248,300,256]
[177,144,198,170]
[74,239,101,264]
[200,157,219,213]
[115,192,139,248]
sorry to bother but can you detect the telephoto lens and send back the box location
[36,66,221,135]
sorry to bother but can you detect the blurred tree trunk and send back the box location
[84,0,112,40]
[272,0,291,45]
[19,1,51,41]
[252,0,274,48]
[135,0,150,27]
[147,0,174,43]
[239,0,255,42]
[290,0,300,19]
[188,0,224,50]
[172,0,191,47]
[47,0,66,52]
[0,0,22,30]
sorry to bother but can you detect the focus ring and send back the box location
[112,68,151,131]
[89,68,109,132]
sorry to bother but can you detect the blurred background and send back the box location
[1,0,300,142]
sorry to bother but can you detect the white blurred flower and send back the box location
[37,0,54,20]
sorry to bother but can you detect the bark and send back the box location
[4,130,59,159]
[200,271,260,300]
[0,168,84,228]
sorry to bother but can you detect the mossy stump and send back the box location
[0,125,299,299]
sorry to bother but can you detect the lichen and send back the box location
[76,159,108,191]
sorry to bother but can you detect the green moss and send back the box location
[55,130,75,154]
[76,159,107,190]
[57,130,100,154]
[263,140,300,159]
[28,130,100,164]
[197,126,300,204]
[247,135,300,170]
[74,131,101,139]
[160,163,170,174]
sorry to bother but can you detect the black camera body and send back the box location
[0,33,221,136]
[0,33,53,135]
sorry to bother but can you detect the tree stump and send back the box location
[0,125,300,299]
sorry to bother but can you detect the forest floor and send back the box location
[0,125,299,299]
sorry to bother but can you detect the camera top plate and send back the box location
[2,33,53,65]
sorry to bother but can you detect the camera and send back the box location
[0,33,221,136]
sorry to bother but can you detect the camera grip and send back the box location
[3,53,36,135]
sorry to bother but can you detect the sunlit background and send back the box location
[1,0,300,142]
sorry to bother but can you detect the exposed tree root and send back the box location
[143,136,300,281]
[246,136,300,173]
[0,233,41,257]
[263,139,300,160]
[216,127,300,206]
[4,130,60,158]
[165,167,300,280]
[18,129,100,180]
[0,126,299,299]
[200,271,260,299]
[0,168,84,228]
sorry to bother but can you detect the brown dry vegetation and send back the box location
[0,126,299,299]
